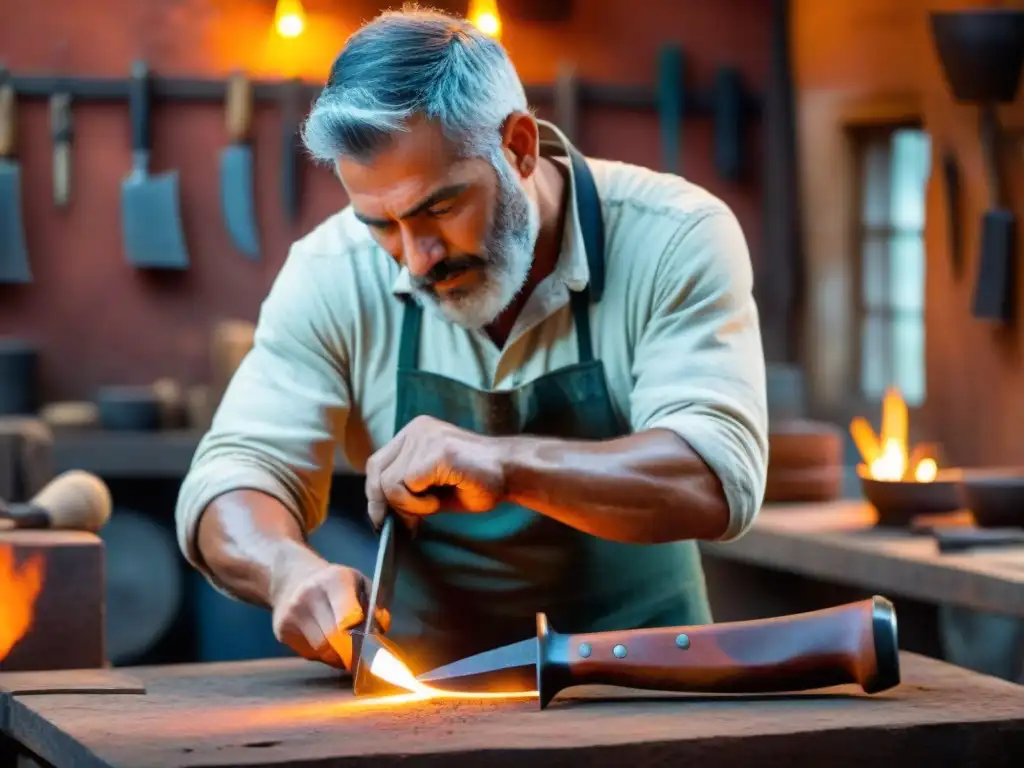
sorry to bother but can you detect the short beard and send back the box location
[411,151,539,330]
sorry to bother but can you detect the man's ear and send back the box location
[500,111,540,179]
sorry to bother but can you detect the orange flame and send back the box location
[0,545,46,662]
[851,388,937,483]
[367,646,537,702]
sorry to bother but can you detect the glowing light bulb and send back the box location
[274,0,306,39]
[468,0,502,39]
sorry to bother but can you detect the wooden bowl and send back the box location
[858,465,963,527]
[958,468,1024,528]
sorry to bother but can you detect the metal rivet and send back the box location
[578,643,592,658]
[675,633,691,649]
[613,644,627,658]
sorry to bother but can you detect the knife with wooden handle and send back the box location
[417,596,901,709]
[50,90,73,208]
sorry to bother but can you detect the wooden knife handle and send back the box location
[0,71,16,159]
[541,596,899,707]
[226,71,253,143]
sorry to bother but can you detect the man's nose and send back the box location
[401,230,447,278]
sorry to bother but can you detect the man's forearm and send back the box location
[195,490,326,608]
[501,428,730,544]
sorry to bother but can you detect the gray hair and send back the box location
[301,5,528,165]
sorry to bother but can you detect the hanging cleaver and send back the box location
[417,596,901,709]
[0,67,32,284]
[120,60,190,270]
[219,71,260,260]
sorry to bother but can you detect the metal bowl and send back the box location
[858,465,963,527]
[958,467,1024,528]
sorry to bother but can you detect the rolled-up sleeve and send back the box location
[629,207,768,541]
[175,246,352,575]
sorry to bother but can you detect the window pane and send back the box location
[861,314,889,400]
[890,129,931,231]
[861,232,889,309]
[893,315,926,406]
[889,231,925,312]
[861,137,891,228]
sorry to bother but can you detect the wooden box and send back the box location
[0,531,105,672]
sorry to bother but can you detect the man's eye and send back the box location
[426,206,453,218]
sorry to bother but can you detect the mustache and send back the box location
[418,256,486,286]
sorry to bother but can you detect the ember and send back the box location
[851,388,938,483]
[0,544,45,662]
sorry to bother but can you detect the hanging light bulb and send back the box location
[468,0,502,39]
[274,0,306,39]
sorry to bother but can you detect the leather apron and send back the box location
[383,140,712,674]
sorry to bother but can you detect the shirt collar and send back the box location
[390,119,591,296]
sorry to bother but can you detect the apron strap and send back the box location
[398,297,422,371]
[564,143,605,303]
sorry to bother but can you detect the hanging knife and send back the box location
[351,512,405,696]
[656,44,685,174]
[279,77,303,223]
[50,88,72,209]
[417,595,901,709]
[220,71,260,259]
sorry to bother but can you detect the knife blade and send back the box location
[351,511,403,696]
[418,596,901,709]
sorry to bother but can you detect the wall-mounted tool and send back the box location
[971,104,1017,322]
[219,71,260,260]
[280,77,304,223]
[930,9,1024,324]
[0,67,32,284]
[49,88,73,209]
[553,61,580,146]
[940,149,963,280]
[713,66,744,181]
[656,45,685,175]
[120,60,190,270]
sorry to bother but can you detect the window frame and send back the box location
[848,120,928,409]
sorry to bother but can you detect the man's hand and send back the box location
[270,549,388,669]
[365,415,508,528]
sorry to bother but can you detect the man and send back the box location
[175,7,768,675]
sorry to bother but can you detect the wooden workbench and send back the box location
[1,653,1023,767]
[701,501,1024,617]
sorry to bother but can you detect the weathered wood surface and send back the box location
[2,653,1024,767]
[0,668,145,696]
[702,501,1024,616]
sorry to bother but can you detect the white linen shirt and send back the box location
[175,121,769,579]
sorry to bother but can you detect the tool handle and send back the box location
[50,92,73,207]
[226,71,254,143]
[0,69,16,159]
[129,60,152,154]
[559,596,899,696]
